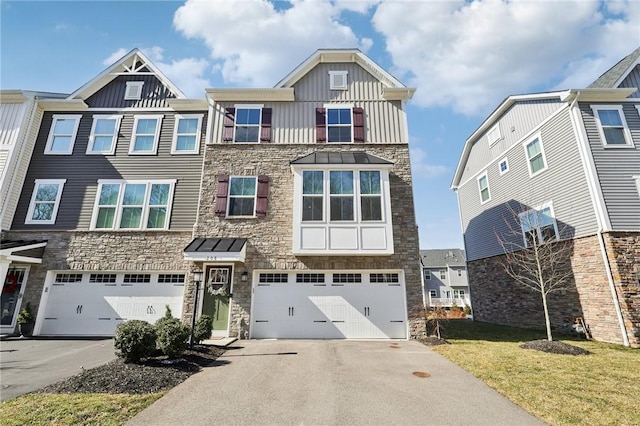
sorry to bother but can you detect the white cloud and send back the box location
[410,146,449,179]
[371,0,640,115]
[102,46,211,98]
[173,0,372,87]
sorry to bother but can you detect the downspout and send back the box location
[568,91,629,346]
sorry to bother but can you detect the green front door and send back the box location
[202,266,231,334]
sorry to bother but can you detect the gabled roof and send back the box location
[290,151,393,165]
[588,47,640,89]
[420,249,466,268]
[68,48,186,101]
[275,49,415,100]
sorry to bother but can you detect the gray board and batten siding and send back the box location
[210,62,407,145]
[459,99,564,184]
[85,74,177,109]
[11,109,206,231]
[617,65,640,98]
[458,107,599,262]
[579,101,640,230]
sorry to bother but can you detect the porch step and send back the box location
[202,337,237,347]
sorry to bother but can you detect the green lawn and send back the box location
[432,320,640,426]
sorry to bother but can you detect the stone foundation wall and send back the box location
[467,234,630,345]
[191,143,423,338]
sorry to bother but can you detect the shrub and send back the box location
[17,302,35,324]
[156,317,190,358]
[463,304,472,316]
[114,320,157,363]
[193,315,213,344]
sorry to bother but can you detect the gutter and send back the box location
[568,91,630,346]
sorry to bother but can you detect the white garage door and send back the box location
[37,271,185,336]
[251,271,407,339]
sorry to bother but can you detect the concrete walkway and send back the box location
[127,340,545,426]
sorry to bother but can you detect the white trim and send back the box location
[171,114,203,154]
[128,114,163,155]
[25,179,66,224]
[86,114,122,155]
[44,114,81,155]
[487,123,502,146]
[329,70,348,90]
[90,179,176,230]
[518,201,559,247]
[227,176,258,217]
[590,105,634,148]
[124,81,144,100]
[523,132,548,178]
[184,250,246,262]
[498,157,509,175]
[324,104,354,143]
[477,172,490,204]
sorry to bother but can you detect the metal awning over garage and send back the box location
[1,240,47,264]
[183,238,247,262]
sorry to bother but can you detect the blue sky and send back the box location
[2,0,638,249]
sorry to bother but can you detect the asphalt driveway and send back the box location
[0,337,115,401]
[127,340,545,426]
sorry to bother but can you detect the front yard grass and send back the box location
[0,393,164,426]
[431,320,640,426]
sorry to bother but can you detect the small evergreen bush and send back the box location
[193,315,213,344]
[114,320,157,363]
[156,317,190,358]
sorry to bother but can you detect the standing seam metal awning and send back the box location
[183,238,247,262]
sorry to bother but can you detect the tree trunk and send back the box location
[541,293,553,341]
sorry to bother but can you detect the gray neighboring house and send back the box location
[452,47,640,347]
[420,249,471,309]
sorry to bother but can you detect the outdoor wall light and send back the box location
[241,270,248,282]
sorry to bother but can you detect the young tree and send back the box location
[497,204,574,341]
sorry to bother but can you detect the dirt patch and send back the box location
[417,336,450,346]
[520,340,591,355]
[35,345,226,394]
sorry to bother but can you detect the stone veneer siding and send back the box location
[3,230,194,333]
[467,233,639,346]
[188,143,424,338]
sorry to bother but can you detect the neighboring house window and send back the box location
[302,171,324,221]
[25,179,66,224]
[424,271,431,280]
[215,175,269,218]
[454,289,466,298]
[520,202,559,247]
[129,115,163,154]
[439,270,447,280]
[315,106,364,143]
[524,134,547,176]
[445,290,452,298]
[91,180,175,230]
[429,290,437,298]
[87,115,122,155]
[44,115,81,155]
[222,106,272,143]
[499,158,509,175]
[171,114,203,154]
[591,105,633,147]
[487,124,501,145]
[329,71,348,90]
[457,269,462,277]
[125,81,144,100]
[478,173,490,203]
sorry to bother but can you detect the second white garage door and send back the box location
[250,271,407,339]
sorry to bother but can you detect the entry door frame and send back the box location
[202,263,234,337]
[1,265,31,335]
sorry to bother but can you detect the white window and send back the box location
[591,105,633,147]
[519,202,559,247]
[524,134,547,177]
[25,179,66,224]
[44,115,81,155]
[125,81,144,100]
[499,158,509,175]
[330,170,354,221]
[129,115,163,154]
[326,107,353,143]
[439,270,447,280]
[91,180,175,230]
[424,271,431,280]
[302,171,324,221]
[487,124,501,145]
[228,176,257,217]
[86,115,122,155]
[329,71,348,90]
[477,173,490,203]
[171,114,203,154]
[454,289,466,298]
[234,106,261,143]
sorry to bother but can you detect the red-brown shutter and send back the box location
[214,174,229,217]
[353,107,365,143]
[316,107,326,143]
[222,108,235,142]
[260,108,272,143]
[256,175,269,217]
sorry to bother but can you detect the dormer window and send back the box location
[329,71,348,90]
[125,81,144,100]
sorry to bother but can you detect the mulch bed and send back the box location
[35,345,226,394]
[520,340,591,355]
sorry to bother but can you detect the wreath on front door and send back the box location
[3,274,19,294]
[206,281,229,296]
[206,268,230,296]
